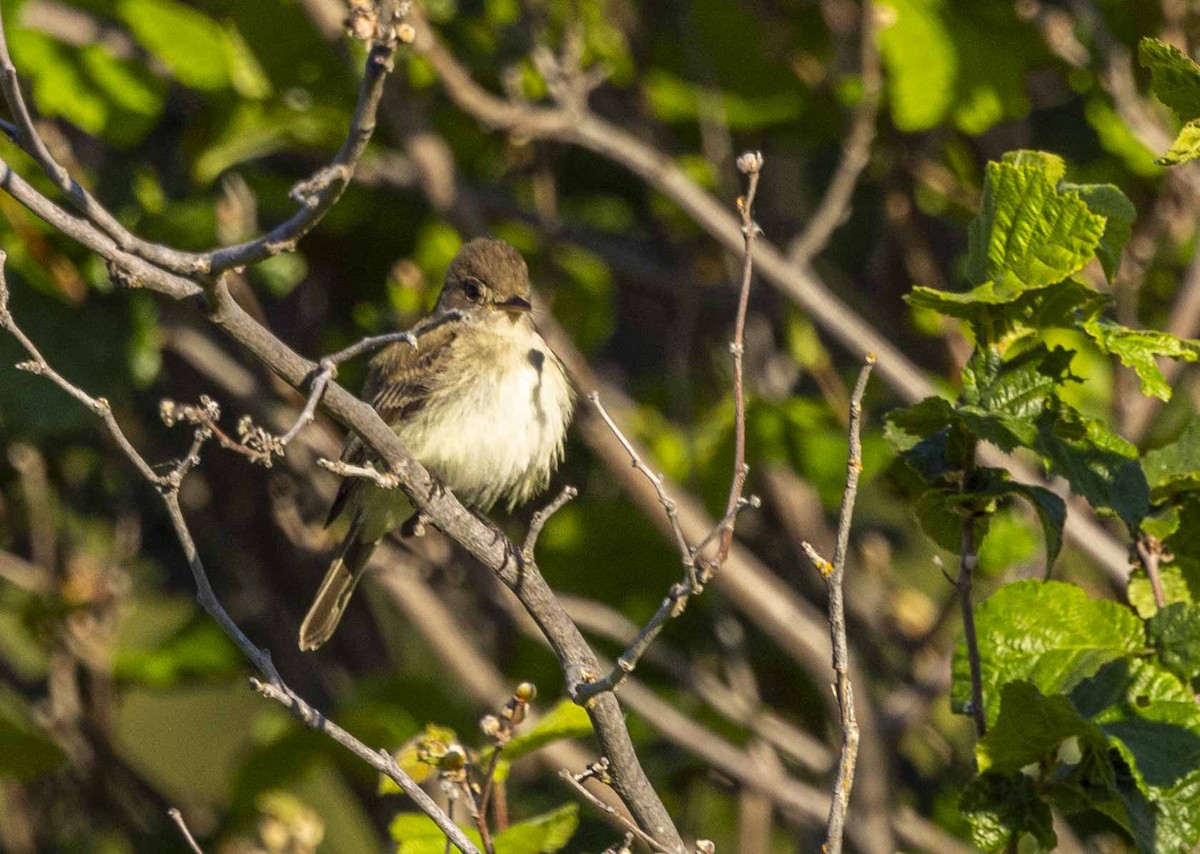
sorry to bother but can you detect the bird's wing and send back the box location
[325,323,459,527]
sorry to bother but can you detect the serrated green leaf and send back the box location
[1036,408,1149,528]
[960,771,1057,853]
[1144,417,1200,500]
[501,700,593,763]
[390,813,483,853]
[966,152,1106,290]
[1071,659,1200,796]
[1083,317,1200,401]
[988,479,1065,575]
[1139,38,1200,121]
[1157,119,1200,166]
[1062,183,1136,283]
[952,580,1145,725]
[1148,603,1200,684]
[492,804,579,853]
[977,682,1095,774]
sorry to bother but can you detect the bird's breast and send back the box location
[396,329,572,511]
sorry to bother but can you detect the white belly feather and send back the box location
[395,323,573,513]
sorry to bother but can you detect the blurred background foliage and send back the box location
[0,0,1198,851]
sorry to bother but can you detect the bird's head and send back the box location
[436,238,533,324]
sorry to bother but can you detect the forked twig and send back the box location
[575,153,763,703]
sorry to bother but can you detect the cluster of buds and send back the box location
[159,394,221,429]
[416,730,469,783]
[480,681,537,748]
[237,414,284,464]
[345,0,416,45]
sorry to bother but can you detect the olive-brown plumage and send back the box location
[299,239,575,651]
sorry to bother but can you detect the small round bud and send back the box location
[515,682,537,703]
[736,150,763,175]
[695,841,716,854]
[440,745,466,771]
[480,715,502,739]
[397,22,416,43]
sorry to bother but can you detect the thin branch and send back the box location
[167,808,204,854]
[523,485,578,559]
[788,1,881,265]
[576,155,762,703]
[714,151,762,568]
[317,457,401,488]
[801,354,874,854]
[958,512,987,738]
[587,392,690,565]
[560,764,670,854]
[0,1,404,279]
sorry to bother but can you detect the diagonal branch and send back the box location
[0,256,481,854]
[0,0,404,279]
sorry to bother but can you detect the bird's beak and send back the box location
[498,296,533,314]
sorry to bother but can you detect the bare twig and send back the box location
[560,763,670,854]
[523,485,578,560]
[575,155,762,703]
[801,354,874,854]
[715,151,763,567]
[254,309,466,458]
[788,1,881,264]
[316,458,401,488]
[587,392,691,566]
[167,808,204,854]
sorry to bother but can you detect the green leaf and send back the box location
[117,0,233,91]
[1157,119,1200,166]
[1128,563,1195,619]
[1082,317,1200,402]
[390,804,578,854]
[906,278,1109,345]
[114,618,242,687]
[390,813,482,853]
[1035,408,1149,529]
[977,681,1093,774]
[492,804,579,853]
[986,478,1066,575]
[1147,603,1200,684]
[1070,659,1200,797]
[1139,38,1200,122]
[1144,417,1200,500]
[966,152,1106,290]
[1062,183,1136,283]
[960,771,1056,853]
[952,580,1145,725]
[877,0,957,132]
[501,700,593,763]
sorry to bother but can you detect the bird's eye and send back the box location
[462,279,484,303]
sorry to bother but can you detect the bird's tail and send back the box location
[298,519,377,651]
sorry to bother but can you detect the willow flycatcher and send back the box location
[299,238,575,650]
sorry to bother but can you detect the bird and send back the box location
[298,238,575,651]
